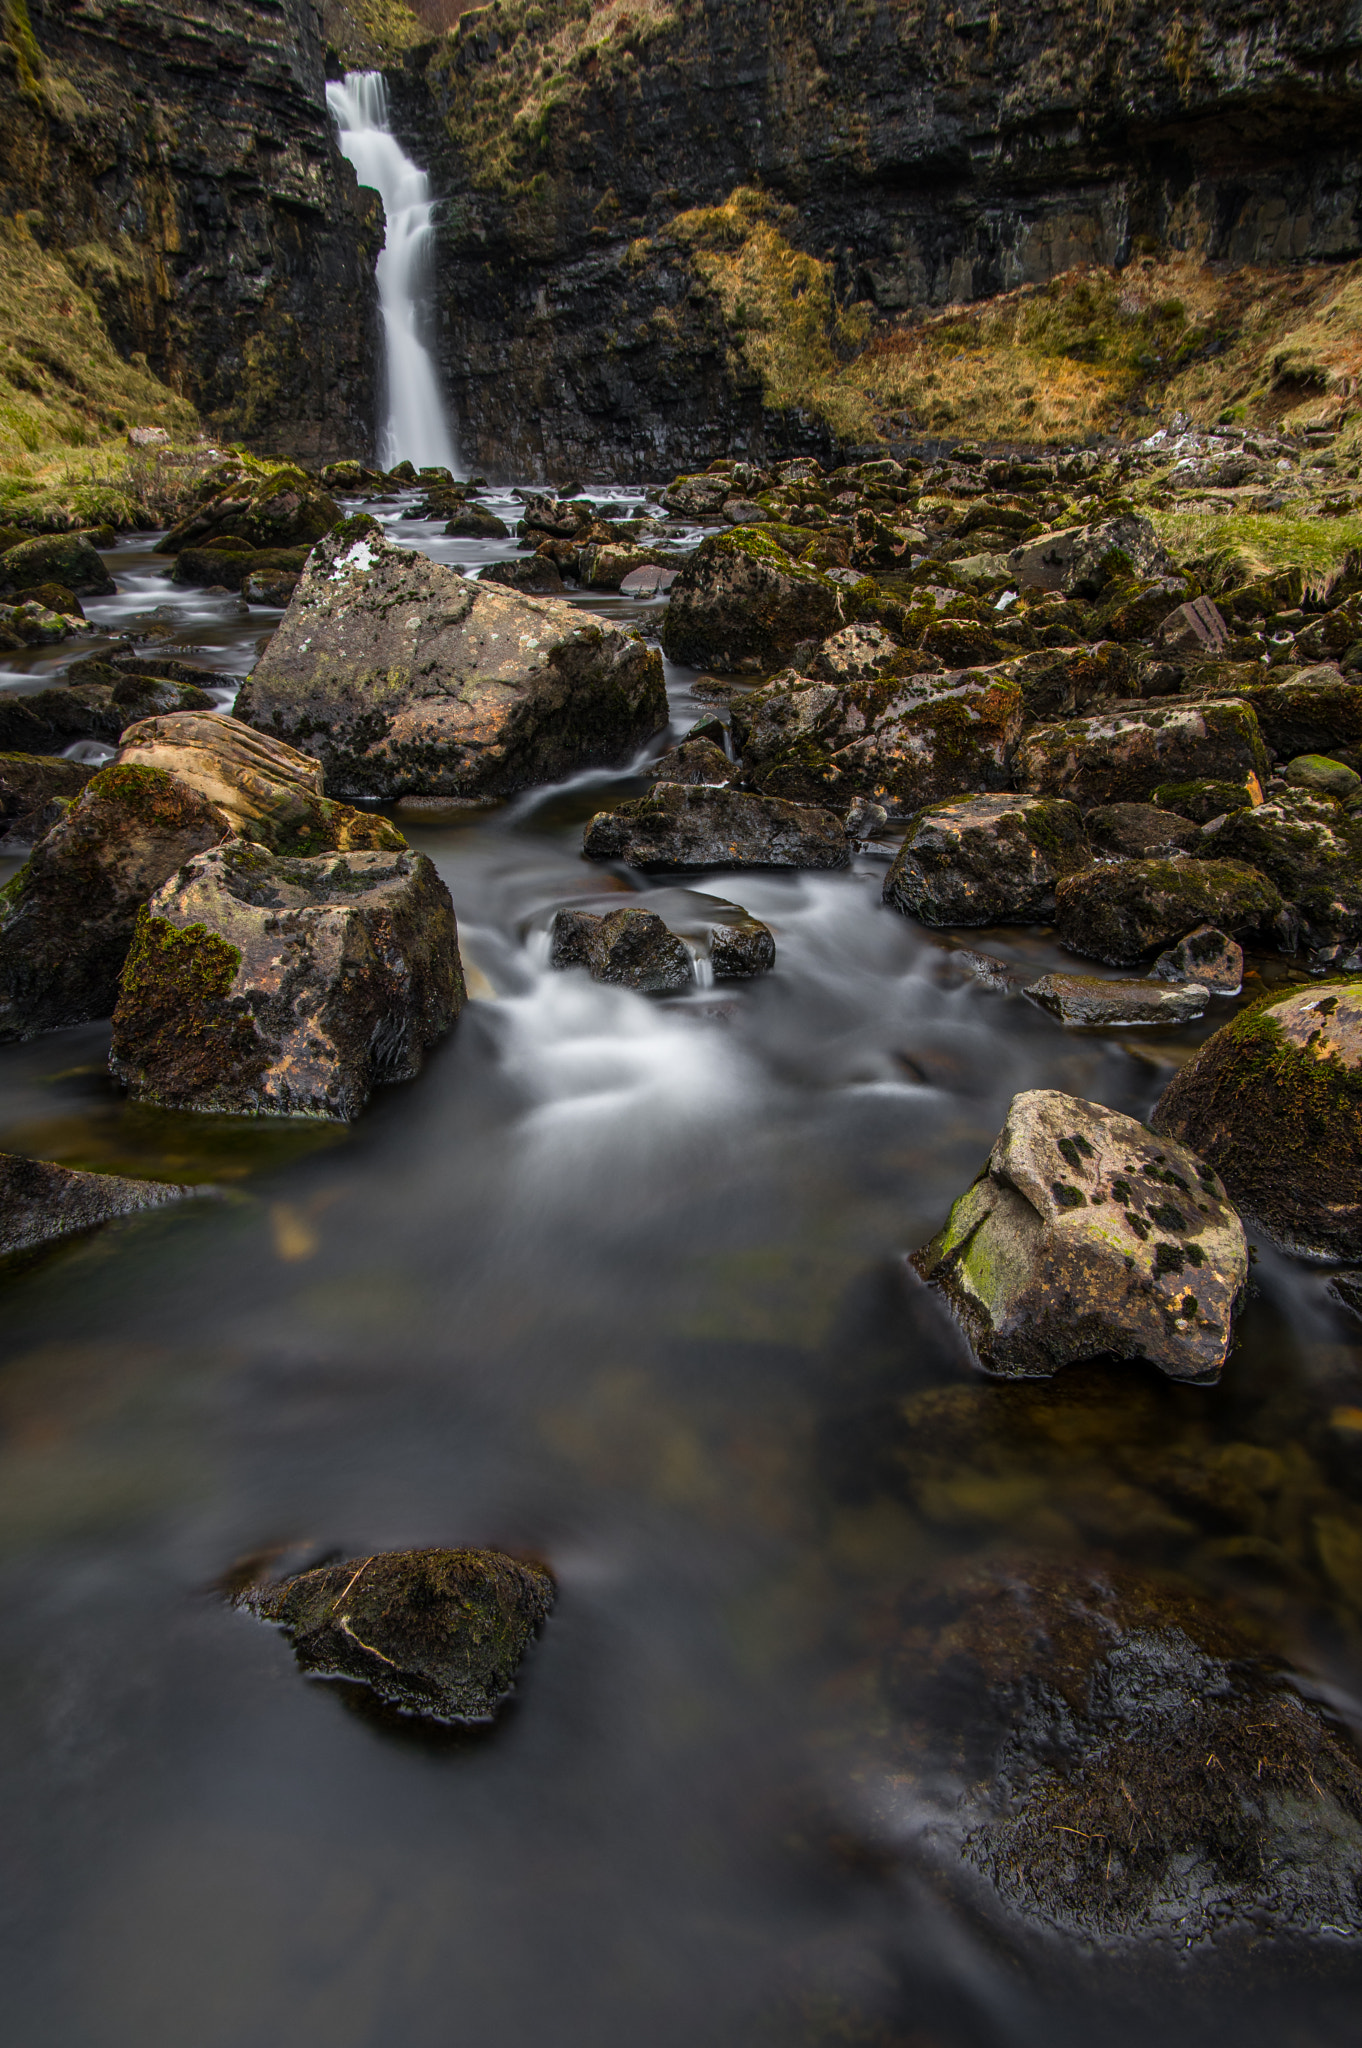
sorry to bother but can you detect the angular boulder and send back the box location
[883,794,1090,927]
[1152,980,1362,1259]
[1007,515,1172,598]
[481,555,566,596]
[1083,801,1201,858]
[1152,924,1243,993]
[1285,752,1362,800]
[1151,773,1265,823]
[659,527,846,671]
[1196,794,1362,952]
[1024,972,1208,1027]
[0,752,95,848]
[1001,641,1132,719]
[645,738,737,785]
[236,522,667,800]
[583,784,848,872]
[1226,670,1362,765]
[157,466,340,554]
[550,906,694,993]
[1017,701,1269,808]
[913,1088,1248,1380]
[1054,857,1282,964]
[0,1151,197,1256]
[238,1546,554,1723]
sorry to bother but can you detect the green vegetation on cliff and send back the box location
[320,0,428,69]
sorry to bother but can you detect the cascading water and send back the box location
[326,69,460,474]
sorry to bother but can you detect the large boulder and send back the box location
[583,783,848,872]
[1006,515,1172,598]
[1017,700,1270,808]
[0,532,115,597]
[156,466,340,555]
[171,544,310,593]
[913,1088,1248,1381]
[1000,641,1132,719]
[883,794,1090,927]
[1152,980,1362,1259]
[1084,801,1201,858]
[1054,857,1282,964]
[115,712,405,857]
[550,906,694,993]
[659,526,846,671]
[236,522,667,800]
[0,1151,197,1255]
[645,738,738,785]
[237,1546,554,1724]
[1216,670,1362,766]
[0,765,228,1040]
[110,843,464,1122]
[731,669,1023,817]
[1196,793,1362,952]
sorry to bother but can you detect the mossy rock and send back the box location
[1054,856,1282,964]
[1196,795,1362,951]
[1152,980,1362,1258]
[0,532,114,597]
[1018,700,1270,808]
[884,794,1091,927]
[172,545,309,592]
[1151,776,1263,823]
[660,525,845,671]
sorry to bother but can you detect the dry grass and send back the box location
[1149,510,1362,578]
[319,0,429,68]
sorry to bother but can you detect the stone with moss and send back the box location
[1007,515,1172,598]
[110,842,464,1121]
[660,525,847,671]
[1286,753,1362,799]
[1152,980,1362,1259]
[549,906,694,993]
[884,794,1091,928]
[583,783,847,872]
[1195,793,1362,952]
[236,525,666,800]
[171,544,310,592]
[0,1150,200,1256]
[1205,669,1362,766]
[1084,801,1202,858]
[1024,971,1209,1027]
[156,467,341,556]
[0,764,229,1040]
[0,751,95,848]
[915,1087,1246,1380]
[1018,699,1270,808]
[645,737,736,785]
[236,1546,554,1724]
[1000,640,1132,718]
[0,532,114,597]
[1150,775,1265,822]
[1152,924,1243,993]
[1055,856,1281,964]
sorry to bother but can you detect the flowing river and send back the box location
[1,496,1360,2046]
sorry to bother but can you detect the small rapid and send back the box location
[327,71,460,475]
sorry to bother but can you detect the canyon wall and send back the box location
[1,0,382,460]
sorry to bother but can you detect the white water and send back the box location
[326,69,461,475]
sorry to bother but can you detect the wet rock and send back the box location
[242,568,301,606]
[172,545,310,593]
[110,843,464,1122]
[1151,925,1243,993]
[115,711,406,857]
[731,668,1022,817]
[0,532,115,597]
[0,753,96,849]
[579,543,672,590]
[237,522,667,800]
[238,1546,554,1724]
[583,784,848,872]
[0,600,88,646]
[1196,796,1362,952]
[1024,972,1208,1027]
[0,1151,198,1256]
[1158,593,1230,653]
[481,555,566,596]
[709,914,776,979]
[1055,858,1282,965]
[443,506,511,539]
[8,582,85,619]
[660,527,846,671]
[618,563,678,595]
[1286,752,1362,799]
[1017,700,1270,808]
[809,621,910,685]
[886,1556,1362,1944]
[660,473,732,519]
[549,905,694,992]
[1152,980,1362,1259]
[0,765,229,1040]
[1002,641,1131,719]
[1084,802,1202,858]
[1150,774,1265,823]
[158,468,341,555]
[883,794,1090,927]
[645,738,737,785]
[912,1087,1247,1380]
[1007,515,1172,599]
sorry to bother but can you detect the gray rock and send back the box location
[1007,515,1172,598]
[1083,802,1201,858]
[110,843,464,1121]
[480,555,566,595]
[913,1087,1248,1381]
[1158,594,1230,653]
[1054,857,1282,964]
[1151,924,1243,992]
[809,622,906,685]
[619,564,678,595]
[0,1151,197,1256]
[237,1546,554,1724]
[1285,752,1362,799]
[883,794,1091,927]
[1024,972,1208,1027]
[659,527,847,672]
[549,906,694,992]
[645,738,737,785]
[236,521,667,800]
[583,783,848,872]
[1017,700,1270,808]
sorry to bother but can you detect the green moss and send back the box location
[84,763,201,828]
[3,0,43,95]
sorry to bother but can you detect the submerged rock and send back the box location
[1018,701,1269,808]
[583,784,848,872]
[110,843,464,1121]
[1054,857,1282,964]
[550,906,695,992]
[1025,972,1209,1026]
[1152,980,1362,1259]
[238,1546,554,1723]
[0,1151,196,1256]
[237,521,667,799]
[660,526,846,671]
[1151,924,1243,993]
[912,1087,1248,1380]
[883,794,1090,927]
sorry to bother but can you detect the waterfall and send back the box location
[326,70,461,475]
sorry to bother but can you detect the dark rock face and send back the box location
[884,794,1090,927]
[1084,802,1202,859]
[238,1546,555,1724]
[884,1557,1362,1945]
[2,2,380,461]
[1054,858,1282,965]
[550,906,695,994]
[583,783,849,872]
[645,738,737,785]
[1197,794,1362,952]
[1152,980,1362,1260]
[0,1151,195,1256]
[1008,517,1172,598]
[1151,924,1243,993]
[158,471,341,556]
[110,842,464,1122]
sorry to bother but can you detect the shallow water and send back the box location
[2,497,1360,2047]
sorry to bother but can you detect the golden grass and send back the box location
[1149,511,1362,578]
[319,0,428,68]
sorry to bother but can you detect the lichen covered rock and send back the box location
[645,737,737,785]
[1017,700,1269,808]
[158,468,341,555]
[110,843,464,1121]
[1006,515,1172,598]
[884,794,1090,927]
[1083,801,1201,858]
[238,1546,554,1724]
[1054,857,1282,964]
[1152,980,1362,1258]
[659,525,846,671]
[913,1088,1248,1380]
[236,523,667,799]
[583,783,848,871]
[1151,924,1243,992]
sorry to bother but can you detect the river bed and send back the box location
[1,495,1360,2047]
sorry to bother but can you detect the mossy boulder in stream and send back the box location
[884,793,1090,926]
[1017,700,1269,808]
[913,1088,1248,1381]
[110,842,464,1122]
[238,1547,554,1724]
[1152,980,1362,1259]
[583,784,848,872]
[660,525,846,671]
[1194,793,1362,953]
[0,532,114,597]
[1054,857,1282,964]
[157,467,341,555]
[550,906,695,993]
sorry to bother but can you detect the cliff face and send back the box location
[388,0,1362,480]
[1,0,383,461]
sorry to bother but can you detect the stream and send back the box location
[1,496,1361,2046]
